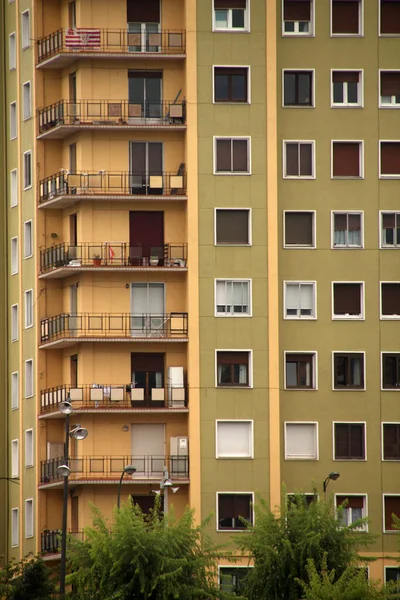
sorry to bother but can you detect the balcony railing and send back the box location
[39,168,187,203]
[41,530,84,555]
[37,28,186,64]
[40,313,189,344]
[40,455,189,484]
[40,383,188,414]
[38,99,186,134]
[40,242,188,273]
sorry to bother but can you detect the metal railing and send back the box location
[40,455,189,484]
[40,242,188,273]
[40,383,188,413]
[38,168,187,202]
[37,28,186,63]
[38,99,186,133]
[40,313,189,343]
[41,530,84,555]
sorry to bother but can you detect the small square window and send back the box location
[216,351,251,387]
[383,423,400,459]
[11,508,19,547]
[10,102,17,140]
[380,72,400,106]
[214,67,249,103]
[216,421,253,458]
[215,209,250,245]
[9,33,16,70]
[381,212,400,247]
[285,353,316,389]
[331,0,362,35]
[215,280,251,316]
[11,304,18,342]
[380,1,400,35]
[214,138,250,174]
[384,496,400,532]
[25,499,33,538]
[284,211,315,248]
[380,141,400,178]
[24,290,33,328]
[284,422,318,460]
[10,169,18,207]
[382,356,400,390]
[25,359,33,398]
[284,282,316,319]
[334,423,365,459]
[332,282,363,319]
[11,372,19,410]
[336,495,366,529]
[381,282,400,318]
[219,567,250,596]
[22,82,31,120]
[332,71,362,106]
[24,221,32,258]
[283,71,313,107]
[385,567,400,582]
[213,0,248,32]
[23,151,32,189]
[332,212,362,248]
[25,430,34,468]
[283,141,314,178]
[217,493,253,531]
[21,10,31,49]
[333,353,365,389]
[283,0,313,36]
[332,141,363,178]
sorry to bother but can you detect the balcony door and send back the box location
[129,142,163,195]
[127,0,160,53]
[131,423,165,477]
[129,210,164,264]
[131,352,164,407]
[130,283,165,337]
[128,71,162,119]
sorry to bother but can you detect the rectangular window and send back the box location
[380,1,400,35]
[284,422,318,460]
[214,138,250,174]
[385,567,400,582]
[381,212,400,247]
[219,567,250,596]
[383,423,400,459]
[216,351,251,387]
[285,353,316,389]
[21,10,30,49]
[10,102,17,140]
[283,71,313,107]
[11,508,19,547]
[24,221,32,258]
[332,71,362,106]
[9,33,16,69]
[380,71,400,106]
[381,283,400,317]
[284,211,315,247]
[283,0,313,35]
[284,282,316,318]
[25,430,33,468]
[336,495,366,529]
[384,496,400,532]
[214,67,249,103]
[22,82,31,120]
[10,169,18,207]
[332,212,362,248]
[23,151,32,189]
[380,141,400,177]
[331,0,361,35]
[11,305,18,342]
[215,209,250,245]
[217,493,253,531]
[283,141,314,178]
[333,353,364,389]
[334,423,365,459]
[332,282,363,319]
[11,237,18,274]
[11,372,19,410]
[25,499,33,538]
[11,439,19,478]
[213,0,248,32]
[24,290,33,328]
[382,355,400,389]
[332,141,363,178]
[216,421,253,458]
[215,280,251,316]
[287,494,318,508]
[25,359,33,398]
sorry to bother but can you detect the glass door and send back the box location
[128,22,160,53]
[130,283,165,336]
[128,71,162,120]
[129,142,163,195]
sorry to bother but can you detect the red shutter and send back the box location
[381,142,400,175]
[284,0,311,21]
[383,213,396,228]
[333,143,360,177]
[337,496,364,509]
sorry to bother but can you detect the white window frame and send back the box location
[11,439,19,478]
[25,429,34,468]
[9,33,16,70]
[212,0,250,33]
[10,169,18,207]
[383,494,400,533]
[214,279,252,317]
[379,70,400,108]
[380,281,400,319]
[11,304,18,342]
[379,140,400,178]
[22,81,31,120]
[11,236,18,274]
[284,351,318,390]
[331,351,366,391]
[282,68,315,108]
[283,281,317,319]
[282,0,315,37]
[214,208,252,246]
[218,566,254,593]
[216,491,254,532]
[11,371,19,410]
[330,69,363,108]
[10,102,17,140]
[381,422,400,459]
[331,210,364,249]
[216,420,254,458]
[11,508,19,547]
[24,220,33,258]
[213,65,251,104]
[23,150,32,189]
[331,281,365,320]
[25,359,33,398]
[215,349,253,388]
[379,211,400,248]
[213,137,252,175]
[282,140,316,179]
[283,210,316,249]
[24,499,34,538]
[21,10,31,49]
[331,140,364,179]
[284,421,319,460]
[332,421,367,461]
[334,493,368,531]
[330,0,363,37]
[385,567,400,582]
[24,289,33,329]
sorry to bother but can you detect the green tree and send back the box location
[0,555,56,600]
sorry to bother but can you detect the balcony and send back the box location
[40,313,189,348]
[37,28,186,68]
[39,455,189,487]
[38,169,187,208]
[39,383,188,417]
[41,530,83,557]
[38,99,186,139]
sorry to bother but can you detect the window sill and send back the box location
[283,176,315,180]
[213,28,250,34]
[379,104,400,109]
[379,175,400,179]
[334,458,366,461]
[333,388,365,392]
[331,104,363,109]
[282,33,314,38]
[284,387,316,391]
[332,316,364,320]
[215,244,252,247]
[381,388,400,392]
[284,245,316,250]
[283,105,314,109]
[331,176,363,180]
[214,172,251,176]
[285,456,318,461]
[380,315,400,320]
[332,245,363,250]
[284,316,316,320]
[216,455,253,459]
[214,101,251,105]
[216,385,252,389]
[215,314,252,318]
[379,33,400,37]
[23,185,33,191]
[330,33,363,38]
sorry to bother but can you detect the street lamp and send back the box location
[57,399,88,598]
[117,465,137,509]
[323,471,340,492]
[159,469,179,517]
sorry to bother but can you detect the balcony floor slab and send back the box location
[39,337,189,349]
[39,407,189,419]
[39,478,190,490]
[37,52,186,69]
[38,193,188,209]
[39,266,188,279]
[38,123,186,140]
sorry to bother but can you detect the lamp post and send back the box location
[57,400,88,598]
[117,465,137,509]
[323,471,340,493]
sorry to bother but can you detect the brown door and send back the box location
[131,353,164,406]
[71,496,79,532]
[70,354,78,387]
[129,211,164,264]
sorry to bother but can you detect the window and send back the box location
[331,0,362,35]
[380,71,400,106]
[11,237,18,274]
[384,496,400,532]
[385,567,400,583]
[216,351,251,387]
[333,353,364,389]
[23,151,32,189]
[334,423,365,459]
[11,508,19,547]
[215,280,251,316]
[380,141,400,177]
[24,290,33,328]
[9,33,16,69]
[284,282,316,319]
[332,282,363,319]
[24,221,32,258]
[216,421,253,458]
[215,209,250,245]
[10,102,17,139]
[11,439,19,478]
[381,212,400,247]
[381,283,400,317]
[284,422,318,460]
[283,141,314,178]
[11,305,18,342]
[382,355,400,389]
[332,212,362,248]
[283,0,313,35]
[284,211,315,248]
[10,169,18,207]
[25,499,33,538]
[21,10,30,49]
[214,138,250,174]
[217,493,253,530]
[332,141,363,178]
[283,71,313,107]
[25,430,33,468]
[383,424,400,459]
[22,82,31,120]
[214,67,249,103]
[380,1,400,35]
[285,353,316,389]
[11,372,19,410]
[25,359,33,398]
[336,495,366,529]
[213,0,248,32]
[287,494,318,508]
[219,567,250,595]
[331,71,362,106]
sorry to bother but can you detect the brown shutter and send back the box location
[334,283,361,315]
[383,424,400,459]
[216,139,232,172]
[336,496,364,509]
[214,0,246,8]
[332,71,360,83]
[333,142,360,177]
[334,213,347,231]
[127,0,160,23]
[381,1,400,35]
[382,283,400,315]
[286,353,312,363]
[385,496,400,531]
[131,353,164,372]
[128,70,163,79]
[332,1,359,34]
[232,139,248,172]
[383,213,396,228]
[284,0,311,21]
[285,212,313,245]
[381,142,400,175]
[381,72,400,96]
[335,424,349,458]
[216,209,249,244]
[217,351,248,365]
[348,214,360,231]
[350,425,364,458]
[286,143,299,176]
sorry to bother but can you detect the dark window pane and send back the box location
[298,73,311,104]
[383,356,397,388]
[216,139,232,172]
[232,9,245,27]
[284,0,311,21]
[334,354,364,388]
[214,68,247,103]
[299,144,312,175]
[333,82,344,103]
[232,139,248,171]
[384,496,400,531]
[218,494,252,530]
[284,72,311,106]
[381,142,400,175]
[333,283,361,316]
[231,74,247,101]
[285,212,313,245]
[286,143,299,176]
[347,82,358,103]
[383,424,400,459]
[215,75,229,101]
[216,209,249,244]
[284,73,296,105]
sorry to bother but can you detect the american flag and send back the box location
[65,28,101,48]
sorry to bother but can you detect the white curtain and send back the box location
[300,284,313,315]
[217,422,251,457]
[351,358,361,386]
[217,364,223,384]
[238,365,247,384]
[334,230,346,245]
[155,372,162,387]
[347,229,360,245]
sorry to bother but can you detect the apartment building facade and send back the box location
[2,0,400,588]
